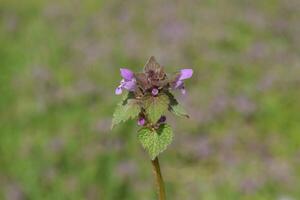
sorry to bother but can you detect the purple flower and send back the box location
[121,68,134,80]
[173,69,193,94]
[151,88,159,96]
[115,68,136,95]
[138,118,146,126]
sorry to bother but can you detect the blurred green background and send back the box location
[0,0,300,199]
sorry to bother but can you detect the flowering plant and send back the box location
[112,56,193,200]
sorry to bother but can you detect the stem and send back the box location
[151,157,166,200]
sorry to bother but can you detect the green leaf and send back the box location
[167,92,189,118]
[111,93,141,129]
[143,94,170,123]
[138,124,173,160]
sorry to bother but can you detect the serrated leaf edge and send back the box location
[166,91,190,118]
[144,94,170,123]
[111,98,141,129]
[138,124,173,160]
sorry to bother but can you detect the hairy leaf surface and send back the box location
[111,93,140,128]
[144,94,170,123]
[138,124,173,160]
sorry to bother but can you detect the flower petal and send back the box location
[115,87,123,95]
[176,82,187,94]
[120,68,134,81]
[179,69,193,80]
[175,80,184,89]
[123,80,136,91]
[180,88,186,95]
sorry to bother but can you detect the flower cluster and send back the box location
[114,56,193,127]
[112,56,193,160]
[115,57,192,95]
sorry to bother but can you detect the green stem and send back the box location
[151,157,166,200]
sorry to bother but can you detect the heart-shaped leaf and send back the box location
[143,94,170,123]
[138,124,173,160]
[111,92,141,129]
[167,92,189,118]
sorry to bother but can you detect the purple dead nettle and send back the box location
[112,57,193,200]
[114,59,193,127]
[115,68,136,95]
[173,69,193,94]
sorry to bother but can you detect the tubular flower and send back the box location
[115,68,136,95]
[173,69,193,94]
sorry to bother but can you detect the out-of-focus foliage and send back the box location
[0,0,299,199]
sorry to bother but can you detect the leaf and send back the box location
[138,124,173,160]
[143,94,170,123]
[167,92,189,118]
[111,93,141,129]
[144,56,161,73]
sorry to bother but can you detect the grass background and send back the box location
[0,0,300,199]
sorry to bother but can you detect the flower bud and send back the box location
[152,88,159,96]
[138,118,146,126]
